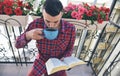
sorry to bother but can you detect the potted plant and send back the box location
[0,0,44,26]
[62,3,110,29]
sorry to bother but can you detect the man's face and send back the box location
[43,10,63,29]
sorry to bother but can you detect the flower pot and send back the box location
[31,15,41,20]
[0,15,28,26]
[24,15,41,28]
[62,18,108,30]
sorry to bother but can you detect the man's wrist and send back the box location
[25,32,31,40]
[60,57,64,61]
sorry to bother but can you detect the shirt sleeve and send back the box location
[15,32,31,48]
[63,25,76,57]
[15,20,36,48]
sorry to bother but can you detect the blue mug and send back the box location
[43,28,59,40]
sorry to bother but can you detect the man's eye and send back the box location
[54,21,58,23]
[46,20,50,23]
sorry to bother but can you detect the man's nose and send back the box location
[49,22,55,28]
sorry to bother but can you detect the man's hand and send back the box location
[26,28,44,40]
[60,57,64,61]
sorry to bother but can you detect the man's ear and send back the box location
[60,12,63,17]
[42,9,45,16]
[61,11,64,15]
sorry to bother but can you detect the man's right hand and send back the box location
[26,28,44,40]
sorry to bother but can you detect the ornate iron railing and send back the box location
[0,16,120,76]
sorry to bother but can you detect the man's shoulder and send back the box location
[29,18,44,28]
[33,18,44,23]
[62,19,75,28]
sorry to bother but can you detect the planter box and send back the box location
[0,15,28,26]
[31,15,41,20]
[62,18,108,30]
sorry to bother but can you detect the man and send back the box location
[15,0,76,76]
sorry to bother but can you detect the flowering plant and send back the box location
[0,0,44,16]
[0,0,32,15]
[62,3,110,24]
[0,0,110,25]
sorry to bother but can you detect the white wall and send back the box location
[60,0,68,7]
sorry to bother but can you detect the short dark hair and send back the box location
[43,0,63,16]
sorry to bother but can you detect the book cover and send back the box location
[45,56,86,75]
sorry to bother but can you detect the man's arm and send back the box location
[15,19,44,48]
[15,24,32,48]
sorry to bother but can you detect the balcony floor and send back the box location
[0,63,95,76]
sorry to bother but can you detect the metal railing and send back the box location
[103,51,120,76]
[0,17,120,76]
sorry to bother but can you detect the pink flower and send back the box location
[97,14,101,19]
[86,10,93,17]
[24,3,32,10]
[14,7,23,15]
[4,7,13,15]
[64,3,77,12]
[3,0,13,7]
[105,8,110,13]
[17,0,23,7]
[0,11,2,14]
[76,14,83,20]
[68,3,77,10]
[78,5,86,14]
[0,4,2,10]
[90,5,96,11]
[0,0,33,15]
[97,19,103,23]
[71,11,78,18]
[105,14,109,21]
[0,2,3,14]
[63,3,110,24]
[64,7,71,12]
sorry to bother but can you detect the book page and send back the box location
[46,58,55,75]
[63,56,86,68]
[45,58,68,75]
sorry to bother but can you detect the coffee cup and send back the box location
[43,28,58,40]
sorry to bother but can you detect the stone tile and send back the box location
[66,64,95,76]
[0,64,95,76]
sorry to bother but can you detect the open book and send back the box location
[45,56,86,75]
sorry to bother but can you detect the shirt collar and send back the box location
[60,19,65,33]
